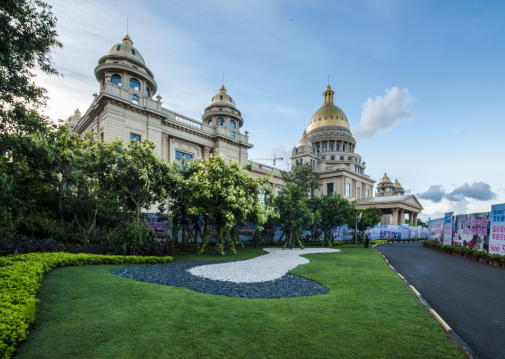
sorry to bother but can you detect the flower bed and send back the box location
[0,252,173,359]
[422,240,505,267]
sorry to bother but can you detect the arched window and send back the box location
[117,45,121,51]
[231,132,235,139]
[336,144,340,151]
[230,120,236,129]
[208,120,213,125]
[146,86,150,97]
[229,97,233,102]
[321,156,326,160]
[340,156,344,160]
[132,49,136,55]
[130,78,140,91]
[348,157,351,161]
[217,118,225,126]
[132,94,139,104]
[220,95,223,100]
[111,74,121,86]
[331,156,335,160]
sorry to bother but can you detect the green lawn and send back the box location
[15,245,463,359]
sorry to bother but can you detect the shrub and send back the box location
[0,237,173,257]
[422,240,505,263]
[0,252,173,359]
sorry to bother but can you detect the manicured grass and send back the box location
[15,246,463,358]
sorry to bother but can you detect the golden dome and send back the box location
[210,85,236,107]
[379,173,391,182]
[394,179,403,187]
[107,35,145,64]
[307,85,350,133]
[296,130,313,148]
[66,108,81,128]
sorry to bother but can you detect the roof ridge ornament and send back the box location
[219,85,227,93]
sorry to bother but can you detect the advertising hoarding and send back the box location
[452,212,489,251]
[443,212,454,245]
[401,224,410,239]
[428,217,445,242]
[488,204,505,254]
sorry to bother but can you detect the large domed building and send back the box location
[71,34,422,225]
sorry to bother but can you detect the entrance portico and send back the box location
[354,195,423,226]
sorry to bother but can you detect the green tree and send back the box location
[184,154,274,255]
[319,193,355,246]
[281,163,321,197]
[274,184,313,249]
[96,138,170,221]
[348,206,382,244]
[306,195,323,242]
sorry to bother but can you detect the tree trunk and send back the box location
[58,171,67,222]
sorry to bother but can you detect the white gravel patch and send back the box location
[187,247,340,283]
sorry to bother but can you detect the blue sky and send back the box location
[36,0,505,220]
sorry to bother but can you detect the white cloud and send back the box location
[353,87,414,140]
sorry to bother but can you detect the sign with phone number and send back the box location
[488,203,505,254]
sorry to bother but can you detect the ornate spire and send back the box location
[302,129,308,138]
[122,34,133,45]
[219,85,227,93]
[323,85,334,105]
[74,108,81,115]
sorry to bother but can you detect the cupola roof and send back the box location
[296,130,313,148]
[66,108,81,128]
[107,35,145,64]
[379,173,392,183]
[210,85,236,107]
[307,85,350,133]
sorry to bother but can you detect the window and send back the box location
[321,156,326,160]
[117,45,121,51]
[130,133,141,141]
[311,188,314,197]
[327,183,334,195]
[317,145,320,152]
[231,132,235,139]
[175,151,193,161]
[111,74,121,86]
[102,78,105,86]
[208,120,213,125]
[340,156,344,160]
[296,160,299,165]
[366,189,370,198]
[336,144,340,151]
[220,95,223,100]
[130,78,140,91]
[132,94,139,104]
[300,159,303,165]
[132,48,136,55]
[348,157,351,160]
[343,145,346,151]
[217,118,225,126]
[229,97,233,102]
[346,183,351,197]
[330,143,333,151]
[146,86,150,97]
[230,120,236,129]
[331,156,335,160]
[100,133,104,141]
[323,144,327,152]
[386,188,391,192]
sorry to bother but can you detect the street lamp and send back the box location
[355,212,362,247]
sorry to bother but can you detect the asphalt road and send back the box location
[378,242,505,359]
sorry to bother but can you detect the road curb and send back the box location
[373,242,479,359]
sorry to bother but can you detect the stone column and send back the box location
[202,146,212,159]
[412,212,418,227]
[398,209,405,224]
[392,208,399,225]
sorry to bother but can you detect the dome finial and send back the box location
[302,129,308,138]
[74,108,81,115]
[122,34,133,45]
[323,84,334,105]
[219,85,227,93]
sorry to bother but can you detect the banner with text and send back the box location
[401,224,410,239]
[428,218,445,243]
[488,204,505,254]
[452,212,489,251]
[443,212,454,245]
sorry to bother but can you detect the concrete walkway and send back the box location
[378,242,505,359]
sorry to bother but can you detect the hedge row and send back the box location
[0,252,173,359]
[422,240,505,265]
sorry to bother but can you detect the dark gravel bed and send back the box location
[110,260,328,299]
